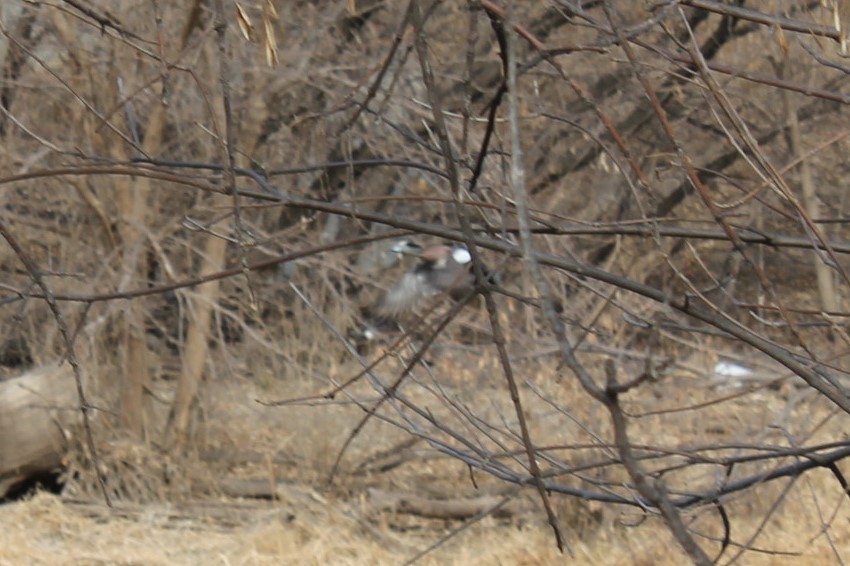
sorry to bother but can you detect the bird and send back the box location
[348,241,495,348]
[377,242,489,317]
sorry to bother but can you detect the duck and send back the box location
[378,242,489,317]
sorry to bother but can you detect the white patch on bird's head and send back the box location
[452,247,472,264]
[391,239,412,253]
[390,239,422,255]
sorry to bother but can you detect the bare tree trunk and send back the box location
[113,188,151,439]
[165,222,228,451]
[782,67,837,313]
[112,89,166,439]
[119,326,149,436]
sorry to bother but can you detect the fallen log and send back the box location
[0,362,78,498]
[219,478,286,500]
[368,487,517,520]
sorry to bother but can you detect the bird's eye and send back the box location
[452,247,472,264]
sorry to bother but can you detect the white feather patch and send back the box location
[713,361,753,377]
[391,239,413,253]
[452,247,472,264]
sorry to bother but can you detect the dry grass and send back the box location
[37,355,850,564]
[2,485,849,565]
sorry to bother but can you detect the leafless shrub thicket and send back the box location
[4,0,850,563]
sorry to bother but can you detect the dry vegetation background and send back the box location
[3,0,850,564]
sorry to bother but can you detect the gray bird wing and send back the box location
[378,271,435,317]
